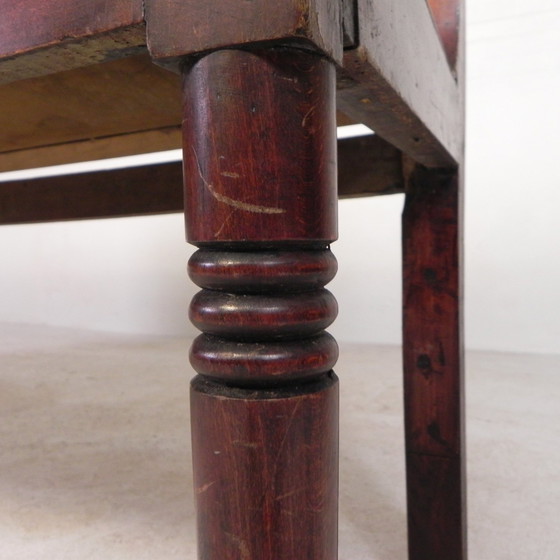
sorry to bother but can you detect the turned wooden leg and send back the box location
[182,48,339,560]
[402,165,467,560]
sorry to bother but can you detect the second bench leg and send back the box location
[402,166,467,560]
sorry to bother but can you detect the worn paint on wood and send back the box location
[0,56,181,154]
[337,0,461,167]
[0,0,145,84]
[145,0,343,65]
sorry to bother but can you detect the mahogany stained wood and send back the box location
[401,2,466,557]
[0,2,467,557]
[406,453,464,560]
[0,163,183,225]
[190,333,338,387]
[145,0,343,65]
[191,374,339,560]
[337,133,404,197]
[188,246,339,387]
[190,289,337,341]
[183,47,339,560]
[0,135,403,226]
[0,0,145,84]
[182,48,337,245]
[402,165,466,560]
[188,250,338,294]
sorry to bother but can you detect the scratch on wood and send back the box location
[207,184,286,214]
[233,440,260,449]
[276,74,298,83]
[301,105,316,127]
[275,487,306,501]
[271,401,302,473]
[221,171,240,178]
[225,532,250,560]
[196,481,217,494]
[213,208,237,238]
[192,147,285,214]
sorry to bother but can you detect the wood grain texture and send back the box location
[0,55,181,154]
[0,163,183,225]
[0,53,355,170]
[337,134,404,198]
[191,374,339,560]
[401,8,467,557]
[182,49,337,245]
[0,135,403,226]
[183,47,339,559]
[337,0,461,167]
[188,250,338,293]
[0,127,182,173]
[406,453,465,560]
[403,168,462,457]
[0,0,145,84]
[189,289,337,341]
[145,0,342,65]
[402,165,466,560]
[187,246,338,385]
[0,117,356,174]
[190,333,338,387]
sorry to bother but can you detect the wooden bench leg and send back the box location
[402,165,467,560]
[182,48,339,560]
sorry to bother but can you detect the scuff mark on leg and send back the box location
[206,183,286,214]
[301,105,316,127]
[196,481,216,494]
[191,147,286,214]
[213,208,237,238]
[232,440,260,449]
[274,487,306,501]
[225,532,250,560]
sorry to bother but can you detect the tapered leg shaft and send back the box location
[182,48,339,560]
[402,165,467,560]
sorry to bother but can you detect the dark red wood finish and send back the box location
[0,163,183,225]
[182,48,339,560]
[190,333,338,387]
[337,134,404,198]
[182,48,337,245]
[146,0,342,65]
[191,374,339,560]
[0,0,143,58]
[402,165,466,560]
[188,250,338,293]
[189,288,337,340]
[0,134,403,226]
[0,0,145,84]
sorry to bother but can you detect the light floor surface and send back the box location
[1,323,558,559]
